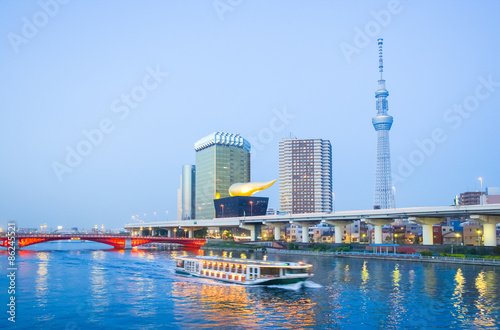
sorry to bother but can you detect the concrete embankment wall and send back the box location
[269,242,496,255]
[266,248,500,267]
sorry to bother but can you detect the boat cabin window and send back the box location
[260,267,280,277]
[286,268,308,274]
[177,260,184,268]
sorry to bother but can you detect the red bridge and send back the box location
[0,234,206,249]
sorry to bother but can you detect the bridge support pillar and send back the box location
[301,225,309,243]
[324,220,354,244]
[125,239,132,249]
[335,226,343,243]
[365,219,392,244]
[471,215,500,246]
[293,222,319,243]
[409,217,443,245]
[240,224,261,241]
[189,229,194,238]
[268,223,288,241]
[151,229,155,237]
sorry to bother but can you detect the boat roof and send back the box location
[175,256,311,268]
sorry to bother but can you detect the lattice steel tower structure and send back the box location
[372,38,394,209]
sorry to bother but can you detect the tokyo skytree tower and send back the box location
[372,38,394,209]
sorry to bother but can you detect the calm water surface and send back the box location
[1,242,499,329]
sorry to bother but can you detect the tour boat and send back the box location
[174,256,313,285]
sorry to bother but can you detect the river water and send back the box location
[1,242,499,329]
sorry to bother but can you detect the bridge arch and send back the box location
[0,234,205,250]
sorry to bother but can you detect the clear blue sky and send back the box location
[1,0,499,231]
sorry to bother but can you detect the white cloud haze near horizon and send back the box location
[1,0,499,230]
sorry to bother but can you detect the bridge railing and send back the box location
[418,255,500,264]
[0,234,203,240]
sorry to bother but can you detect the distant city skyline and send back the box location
[1,1,499,229]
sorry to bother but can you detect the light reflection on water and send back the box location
[172,281,316,329]
[453,268,467,319]
[1,242,499,329]
[89,250,109,320]
[473,270,498,328]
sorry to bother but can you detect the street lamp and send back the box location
[455,233,461,245]
[249,201,253,216]
[394,233,398,244]
[362,233,366,244]
[44,223,47,235]
[101,224,104,234]
[174,227,177,237]
[221,204,224,218]
[149,227,152,236]
[95,225,97,235]
[477,229,482,246]
[40,225,43,235]
[478,177,483,192]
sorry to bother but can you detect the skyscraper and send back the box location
[194,132,251,219]
[177,165,196,220]
[279,137,332,214]
[372,38,394,209]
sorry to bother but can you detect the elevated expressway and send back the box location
[124,204,500,246]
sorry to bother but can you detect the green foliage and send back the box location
[483,255,500,259]
[493,246,500,256]
[288,243,299,250]
[222,230,233,240]
[194,227,208,238]
[310,243,330,252]
[203,241,252,249]
[336,244,350,252]
[468,248,477,255]
[477,247,488,256]
[420,251,433,256]
[439,253,466,258]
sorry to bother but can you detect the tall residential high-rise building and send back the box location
[177,165,196,220]
[372,38,394,209]
[194,132,251,219]
[279,137,332,214]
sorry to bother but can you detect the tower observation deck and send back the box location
[373,38,394,209]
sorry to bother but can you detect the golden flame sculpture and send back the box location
[228,179,277,197]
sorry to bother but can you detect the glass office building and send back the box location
[194,132,251,219]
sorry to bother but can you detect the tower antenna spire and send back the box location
[378,38,384,80]
[372,38,393,210]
